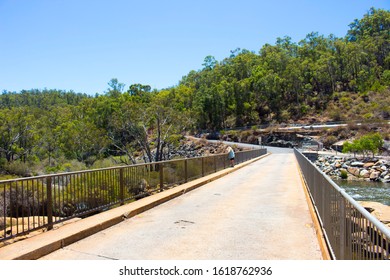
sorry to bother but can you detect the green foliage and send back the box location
[342,132,384,157]
[3,161,31,177]
[340,169,348,179]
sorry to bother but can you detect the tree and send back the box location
[360,133,384,157]
[108,99,143,165]
[347,8,390,89]
[35,107,72,166]
[202,55,217,70]
[106,78,125,97]
[60,118,109,165]
[342,133,384,158]
[0,107,37,163]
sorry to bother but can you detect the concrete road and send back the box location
[41,149,322,260]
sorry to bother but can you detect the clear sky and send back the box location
[1,0,389,95]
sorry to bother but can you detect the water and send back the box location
[333,179,390,206]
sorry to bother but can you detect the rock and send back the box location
[370,171,381,181]
[363,162,375,168]
[347,167,361,177]
[334,160,342,168]
[351,161,365,167]
[380,165,387,172]
[374,160,384,166]
[360,169,370,178]
[359,201,390,228]
[374,166,384,172]
[324,168,333,174]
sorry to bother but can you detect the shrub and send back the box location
[329,108,344,121]
[340,169,348,179]
[3,161,32,177]
[343,132,384,157]
[91,157,117,169]
[323,135,338,148]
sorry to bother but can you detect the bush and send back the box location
[329,108,344,121]
[322,135,338,148]
[3,161,32,177]
[91,157,117,169]
[343,132,384,157]
[0,157,6,168]
[340,169,348,179]
[62,160,87,172]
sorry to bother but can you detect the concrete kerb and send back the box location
[0,153,270,260]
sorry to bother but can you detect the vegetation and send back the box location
[342,132,385,158]
[340,169,348,180]
[0,8,389,177]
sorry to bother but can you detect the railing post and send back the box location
[184,159,188,183]
[46,176,53,231]
[202,157,205,177]
[159,162,164,192]
[119,168,124,205]
[339,196,346,259]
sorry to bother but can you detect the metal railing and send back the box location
[294,148,390,260]
[0,148,266,242]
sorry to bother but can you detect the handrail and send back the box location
[0,150,249,183]
[294,148,390,260]
[0,148,267,242]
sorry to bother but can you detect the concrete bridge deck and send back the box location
[37,148,322,260]
[0,147,325,260]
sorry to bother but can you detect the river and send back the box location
[333,179,390,206]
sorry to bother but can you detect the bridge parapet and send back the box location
[295,148,390,260]
[0,148,266,243]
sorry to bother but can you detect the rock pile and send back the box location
[169,139,229,158]
[315,155,390,183]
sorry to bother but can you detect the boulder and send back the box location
[351,161,365,167]
[374,160,385,166]
[363,162,375,168]
[359,201,390,228]
[359,169,370,178]
[324,168,333,174]
[334,160,342,168]
[370,171,381,181]
[347,167,361,177]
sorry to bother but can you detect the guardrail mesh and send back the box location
[0,148,266,242]
[294,148,390,260]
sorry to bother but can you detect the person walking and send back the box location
[227,146,235,167]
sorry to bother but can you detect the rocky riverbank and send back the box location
[314,155,390,183]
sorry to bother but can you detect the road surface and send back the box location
[41,147,322,260]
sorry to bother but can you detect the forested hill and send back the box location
[177,7,389,128]
[0,8,389,174]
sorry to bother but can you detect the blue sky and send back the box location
[1,0,389,95]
